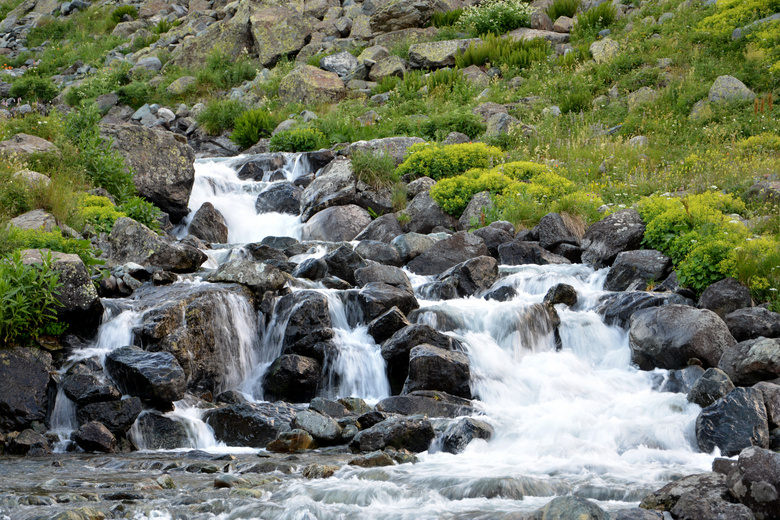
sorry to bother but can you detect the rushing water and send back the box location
[9,154,717,520]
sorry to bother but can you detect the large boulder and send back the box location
[133,412,189,449]
[250,7,314,67]
[441,417,493,454]
[0,347,53,431]
[597,291,695,329]
[687,368,735,408]
[293,409,343,444]
[356,282,419,321]
[435,256,498,298]
[273,290,335,363]
[349,415,435,453]
[300,159,357,221]
[101,123,195,223]
[6,428,51,456]
[376,390,476,417]
[354,213,404,243]
[76,397,143,435]
[728,447,780,520]
[581,209,646,268]
[369,0,435,33]
[188,202,228,244]
[348,136,425,166]
[696,387,769,456]
[724,307,780,341]
[718,337,780,386]
[402,344,471,398]
[301,205,373,242]
[73,421,117,453]
[604,250,672,292]
[368,306,410,344]
[755,381,780,426]
[354,240,402,266]
[279,65,346,106]
[207,259,286,294]
[62,372,121,405]
[402,191,458,234]
[262,354,322,403]
[323,244,367,285]
[0,133,59,156]
[408,38,477,69]
[105,346,186,405]
[497,240,571,266]
[381,324,457,394]
[535,212,582,250]
[392,232,439,262]
[368,55,407,82]
[640,472,755,520]
[708,75,755,103]
[698,277,753,319]
[109,217,207,272]
[629,305,736,370]
[9,209,57,232]
[255,182,302,215]
[204,401,296,447]
[407,231,488,276]
[458,191,494,231]
[472,223,514,258]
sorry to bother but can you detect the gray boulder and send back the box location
[349,415,435,453]
[696,387,769,456]
[255,182,302,215]
[530,496,608,520]
[441,417,493,454]
[0,347,53,431]
[204,401,296,447]
[274,290,335,362]
[134,412,189,449]
[687,368,735,408]
[402,344,471,398]
[262,354,322,403]
[718,337,780,386]
[320,51,359,77]
[458,191,493,231]
[9,209,57,232]
[699,277,753,319]
[355,240,402,266]
[376,390,476,417]
[498,241,571,266]
[728,447,780,520]
[604,249,672,292]
[356,282,419,321]
[581,209,645,268]
[109,217,207,272]
[381,324,457,394]
[407,231,488,275]
[73,421,117,453]
[6,429,51,456]
[708,75,755,103]
[535,212,582,250]
[724,307,780,341]
[188,202,228,243]
[323,244,367,285]
[105,346,187,405]
[544,283,577,307]
[368,306,410,344]
[76,397,143,435]
[354,213,404,243]
[301,205,372,242]
[472,223,513,258]
[392,232,438,262]
[640,472,755,520]
[207,259,286,294]
[369,0,434,33]
[402,191,458,234]
[435,255,498,298]
[300,159,357,221]
[408,38,477,69]
[293,409,343,444]
[597,291,695,329]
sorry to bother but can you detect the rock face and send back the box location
[629,305,736,370]
[581,209,645,267]
[105,346,186,405]
[640,472,755,520]
[604,250,672,292]
[279,65,346,106]
[402,344,471,398]
[408,38,477,69]
[0,347,53,431]
[407,231,488,275]
[498,241,571,266]
[300,159,356,220]
[101,123,195,223]
[724,307,780,341]
[300,205,372,242]
[250,7,313,67]
[698,277,753,319]
[76,397,143,435]
[381,323,458,393]
[369,0,434,33]
[262,354,322,403]
[349,416,435,453]
[188,202,228,243]
[134,412,189,449]
[402,191,458,234]
[207,259,286,295]
[73,421,117,453]
[110,217,207,272]
[696,387,769,456]
[204,402,296,447]
[255,182,302,215]
[728,447,780,520]
[718,337,780,386]
[597,291,695,329]
[377,390,476,418]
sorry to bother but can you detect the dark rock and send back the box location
[713,457,738,475]
[728,447,780,519]
[543,283,577,307]
[687,368,735,408]
[381,324,457,394]
[73,421,117,453]
[358,410,395,430]
[349,450,395,467]
[245,243,289,263]
[472,225,513,258]
[357,282,419,321]
[300,205,373,242]
[530,496,608,520]
[581,209,646,268]
[604,250,672,292]
[407,231,488,276]
[110,217,207,272]
[498,241,571,266]
[368,307,410,344]
[262,355,321,403]
[354,240,402,266]
[755,381,780,427]
[629,305,736,370]
[661,365,705,394]
[309,397,351,419]
[302,463,340,478]
[699,277,753,318]
[376,391,476,418]
[0,347,53,432]
[441,417,493,454]
[292,257,329,280]
[355,263,412,290]
[188,202,228,243]
[300,159,357,221]
[105,346,186,405]
[484,285,518,302]
[236,155,286,181]
[323,245,367,285]
[724,307,780,341]
[207,259,286,294]
[7,429,51,456]
[402,345,471,398]
[534,212,583,250]
[204,401,296,447]
[255,182,302,215]
[402,191,458,234]
[435,256,498,298]
[640,472,754,520]
[274,290,335,363]
[354,213,404,243]
[77,397,143,435]
[597,291,695,329]
[550,242,583,263]
[215,390,248,405]
[610,509,663,520]
[293,410,342,443]
[718,337,780,385]
[696,387,769,456]
[62,373,121,405]
[134,412,189,449]
[349,416,435,453]
[391,232,438,262]
[267,429,317,452]
[339,397,372,415]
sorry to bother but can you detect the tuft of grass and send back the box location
[573,2,616,38]
[455,34,550,69]
[230,108,283,148]
[196,99,247,136]
[546,0,580,21]
[430,9,463,28]
[351,149,399,189]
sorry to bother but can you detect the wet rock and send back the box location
[293,410,343,443]
[535,212,582,250]
[544,283,577,307]
[349,450,396,467]
[629,305,736,370]
[724,307,780,341]
[267,429,318,452]
[0,347,53,431]
[407,231,488,276]
[339,397,372,415]
[245,243,289,263]
[101,123,195,223]
[696,387,769,456]
[604,250,672,292]
[640,472,754,520]
[323,244,367,285]
[498,241,571,266]
[441,417,493,454]
[303,463,340,478]
[204,401,296,447]
[355,240,402,266]
[275,290,335,361]
[73,421,117,453]
[214,474,248,488]
[435,256,498,298]
[472,224,513,258]
[279,65,346,106]
[105,346,186,405]
[402,191,458,234]
[207,259,286,295]
[357,282,419,321]
[354,213,404,243]
[484,285,518,302]
[7,428,51,456]
[610,509,663,519]
[255,182,303,215]
[392,232,438,262]
[699,277,753,319]
[77,397,143,435]
[292,257,328,280]
[368,306,410,344]
[381,324,457,394]
[236,155,287,181]
[134,412,189,449]
[596,291,695,329]
[62,373,121,405]
[728,447,780,519]
[349,415,435,453]
[109,217,207,272]
[718,337,780,385]
[376,391,476,418]
[310,397,351,419]
[188,202,228,243]
[661,365,705,394]
[262,355,321,403]
[300,159,356,221]
[581,209,646,268]
[402,344,471,398]
[687,368,735,408]
[531,496,608,520]
[301,205,372,242]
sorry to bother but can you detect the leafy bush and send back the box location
[431,9,463,27]
[9,75,58,102]
[26,17,72,47]
[196,99,246,135]
[737,132,780,153]
[0,227,103,270]
[431,168,520,215]
[116,81,153,109]
[457,0,533,36]
[120,196,162,232]
[269,127,328,152]
[547,0,580,21]
[455,34,549,69]
[419,110,486,140]
[396,142,504,180]
[196,50,257,90]
[550,191,605,224]
[78,194,125,233]
[351,149,399,189]
[152,18,178,34]
[746,19,780,76]
[230,108,282,148]
[65,65,129,106]
[697,0,780,36]
[573,1,616,36]
[110,5,138,24]
[0,250,62,345]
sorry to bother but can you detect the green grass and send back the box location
[547,0,580,21]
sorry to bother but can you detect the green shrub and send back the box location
[269,127,328,152]
[65,65,129,107]
[230,108,282,148]
[26,18,72,47]
[0,0,24,22]
[396,142,505,180]
[419,110,486,140]
[0,227,103,271]
[132,33,160,52]
[152,18,178,35]
[431,9,463,27]
[196,50,257,90]
[697,0,780,36]
[351,149,399,189]
[573,2,617,36]
[9,75,58,102]
[116,81,153,110]
[196,99,246,136]
[0,250,63,345]
[78,194,125,233]
[119,196,162,232]
[110,5,138,24]
[737,132,780,153]
[456,0,533,36]
[546,0,580,21]
[455,34,549,69]
[431,168,520,215]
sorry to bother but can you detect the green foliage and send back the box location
[455,34,549,69]
[269,127,328,152]
[396,142,505,181]
[351,149,399,189]
[746,19,780,76]
[26,17,72,47]
[64,64,129,106]
[547,0,580,21]
[737,132,780,152]
[0,227,102,270]
[698,0,780,36]
[9,74,58,102]
[78,194,125,233]
[120,196,162,232]
[573,1,616,37]
[431,168,520,215]
[116,81,153,109]
[419,110,486,141]
[730,238,780,311]
[0,251,62,345]
[196,99,246,136]
[456,0,533,36]
[230,108,282,148]
[152,18,179,35]
[0,0,24,22]
[110,5,138,24]
[431,9,463,27]
[196,50,257,90]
